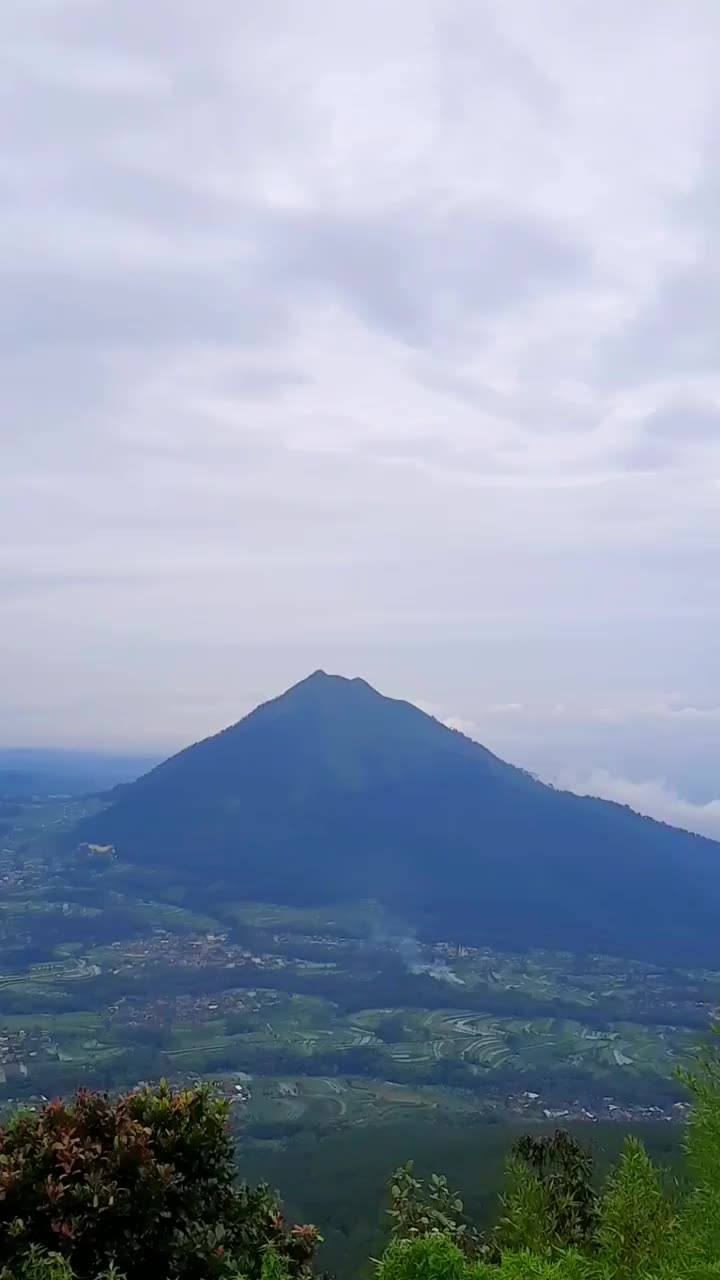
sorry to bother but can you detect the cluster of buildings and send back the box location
[502,1088,688,1125]
[106,930,291,974]
[0,850,48,891]
[105,986,278,1029]
[0,1026,59,1085]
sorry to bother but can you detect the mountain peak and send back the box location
[291,669,373,690]
[276,669,384,709]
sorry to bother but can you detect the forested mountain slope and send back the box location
[74,671,720,964]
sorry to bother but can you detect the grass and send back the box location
[0,1012,101,1033]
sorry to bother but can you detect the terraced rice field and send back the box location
[240,1074,480,1131]
[345,1007,686,1077]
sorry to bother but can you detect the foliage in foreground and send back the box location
[0,1247,297,1280]
[379,1037,720,1278]
[0,1083,319,1280]
[7,1041,720,1278]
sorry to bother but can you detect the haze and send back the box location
[2,3,719,834]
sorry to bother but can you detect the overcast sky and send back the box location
[2,3,719,831]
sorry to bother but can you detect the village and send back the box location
[101,928,331,975]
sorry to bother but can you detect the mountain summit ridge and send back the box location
[75,671,720,964]
[143,670,510,787]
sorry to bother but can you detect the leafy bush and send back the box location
[378,1235,479,1280]
[0,1246,123,1280]
[498,1130,597,1254]
[387,1162,491,1260]
[0,1246,302,1280]
[0,1084,319,1280]
[377,1236,594,1280]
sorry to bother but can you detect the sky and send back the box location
[2,2,719,835]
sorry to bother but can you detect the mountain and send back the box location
[73,671,720,964]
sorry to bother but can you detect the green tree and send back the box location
[375,1016,408,1044]
[595,1136,676,1277]
[498,1130,597,1253]
[0,1084,319,1280]
[677,1032,720,1266]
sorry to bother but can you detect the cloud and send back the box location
[257,203,589,347]
[415,711,720,840]
[443,716,483,737]
[619,401,720,472]
[559,769,720,842]
[587,703,720,725]
[1,0,720,749]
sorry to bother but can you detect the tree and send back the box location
[595,1137,676,1278]
[677,1031,720,1265]
[376,1016,408,1044]
[0,1084,319,1280]
[498,1130,597,1253]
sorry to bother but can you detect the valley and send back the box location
[0,792,713,1142]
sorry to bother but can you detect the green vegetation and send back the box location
[6,1039,720,1278]
[4,785,720,1278]
[374,1040,720,1278]
[0,798,711,1129]
[243,1117,683,1278]
[0,1083,319,1280]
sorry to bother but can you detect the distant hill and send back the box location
[0,748,157,798]
[73,671,720,964]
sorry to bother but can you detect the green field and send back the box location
[0,796,715,1130]
[239,1073,479,1131]
[220,899,393,936]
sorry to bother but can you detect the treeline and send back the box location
[1,954,703,1042]
[1,1037,683,1117]
[50,952,711,1032]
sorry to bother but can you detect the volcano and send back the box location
[73,671,720,964]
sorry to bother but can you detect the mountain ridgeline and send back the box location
[74,671,720,964]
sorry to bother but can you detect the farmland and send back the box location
[0,794,716,1138]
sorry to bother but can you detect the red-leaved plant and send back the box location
[0,1084,319,1280]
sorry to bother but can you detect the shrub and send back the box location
[595,1136,676,1277]
[377,1235,480,1280]
[498,1130,597,1254]
[387,1162,490,1260]
[0,1084,319,1280]
[0,1246,125,1279]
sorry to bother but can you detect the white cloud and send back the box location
[653,704,720,722]
[587,702,720,725]
[443,716,483,737]
[559,769,720,841]
[1,1,719,747]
